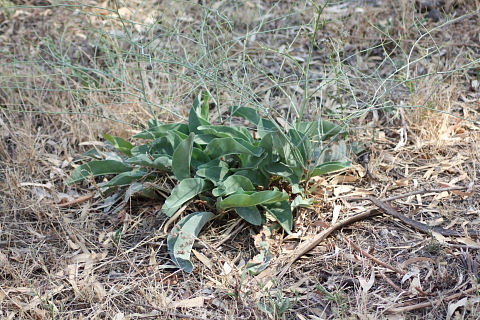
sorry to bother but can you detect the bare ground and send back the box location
[1,0,480,319]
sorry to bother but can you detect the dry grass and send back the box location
[1,0,480,319]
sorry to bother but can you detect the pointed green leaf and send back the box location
[288,129,312,164]
[291,196,313,209]
[197,159,229,170]
[152,136,175,156]
[233,170,271,188]
[101,170,152,190]
[219,190,289,210]
[296,120,346,141]
[161,178,211,217]
[311,161,351,177]
[196,166,231,186]
[212,175,255,197]
[134,123,189,139]
[235,206,264,225]
[194,133,216,145]
[65,160,132,185]
[264,162,300,185]
[230,106,261,124]
[204,138,263,159]
[102,133,134,157]
[229,106,277,138]
[148,119,162,128]
[191,148,211,169]
[131,144,152,157]
[167,211,215,272]
[165,130,186,150]
[127,154,172,171]
[262,200,292,232]
[189,95,211,134]
[197,125,254,143]
[172,133,194,181]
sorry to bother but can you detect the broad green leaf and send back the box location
[104,152,125,162]
[196,166,230,186]
[264,163,300,185]
[165,130,187,150]
[101,170,152,189]
[189,95,211,134]
[197,125,254,143]
[259,132,289,163]
[262,201,292,232]
[194,134,216,145]
[229,106,277,138]
[131,144,151,157]
[127,154,172,171]
[291,184,302,194]
[197,159,229,170]
[310,161,351,177]
[191,148,211,169]
[82,148,103,160]
[235,206,264,225]
[234,153,268,171]
[234,170,271,188]
[65,160,132,185]
[268,131,297,166]
[291,196,313,209]
[134,123,189,139]
[212,175,255,197]
[257,118,278,139]
[204,138,263,159]
[139,187,164,200]
[161,178,211,217]
[219,190,289,210]
[172,132,194,181]
[167,211,215,272]
[230,106,261,124]
[102,133,134,157]
[152,136,175,156]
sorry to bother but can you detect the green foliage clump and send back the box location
[66,94,350,272]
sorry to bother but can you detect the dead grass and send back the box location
[1,0,480,319]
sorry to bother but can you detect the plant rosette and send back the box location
[66,94,350,272]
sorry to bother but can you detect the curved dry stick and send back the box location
[262,209,383,281]
[366,196,480,237]
[259,188,479,282]
[57,193,94,208]
[345,238,405,275]
[386,285,480,313]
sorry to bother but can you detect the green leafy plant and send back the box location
[258,289,295,320]
[66,94,350,272]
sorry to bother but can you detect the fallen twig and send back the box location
[345,238,405,275]
[256,209,383,282]
[57,193,94,208]
[386,284,480,313]
[379,272,404,293]
[258,188,479,282]
[365,196,480,237]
